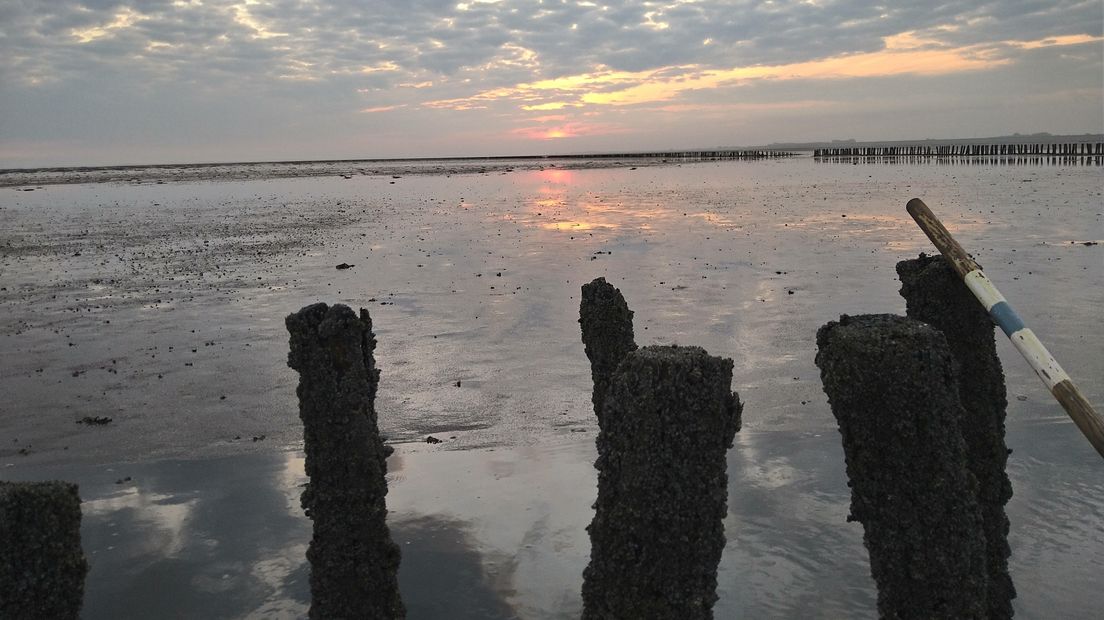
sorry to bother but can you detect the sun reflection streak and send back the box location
[536,169,576,185]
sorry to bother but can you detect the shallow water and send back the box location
[4,422,1100,619]
[2,157,1102,617]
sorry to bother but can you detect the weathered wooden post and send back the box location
[897,254,1016,618]
[816,314,988,619]
[582,345,742,620]
[286,303,404,619]
[0,481,89,619]
[579,277,638,427]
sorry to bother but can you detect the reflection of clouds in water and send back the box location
[727,277,795,377]
[740,456,802,491]
[74,451,526,619]
[244,545,309,619]
[393,515,520,620]
[275,453,307,514]
[79,455,312,619]
[782,208,991,254]
[1003,422,1104,619]
[83,489,197,557]
[722,431,876,619]
[12,421,1100,618]
[746,276,779,307]
[781,212,916,241]
[386,443,593,617]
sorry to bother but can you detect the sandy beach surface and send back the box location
[2,157,1101,618]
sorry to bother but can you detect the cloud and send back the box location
[6,1,1099,92]
[0,0,1100,165]
[428,30,1104,110]
[360,104,405,113]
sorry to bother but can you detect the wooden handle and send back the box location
[907,198,1104,460]
[1053,380,1104,459]
[906,198,980,278]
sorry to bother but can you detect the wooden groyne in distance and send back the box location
[813,155,1103,167]
[572,150,796,160]
[815,142,1104,157]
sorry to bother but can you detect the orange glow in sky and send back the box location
[425,32,1101,112]
[513,126,575,139]
[512,121,624,140]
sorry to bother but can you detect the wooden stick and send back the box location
[906,198,1104,459]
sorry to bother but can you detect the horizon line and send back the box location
[3,132,1102,174]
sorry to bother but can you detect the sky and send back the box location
[1,0,1102,167]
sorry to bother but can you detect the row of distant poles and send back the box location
[814,141,1104,158]
[3,201,1098,619]
[812,139,1104,164]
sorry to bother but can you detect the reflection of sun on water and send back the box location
[783,210,991,253]
[533,197,562,210]
[518,169,709,234]
[536,168,575,185]
[691,212,739,227]
[541,220,600,231]
[784,212,913,231]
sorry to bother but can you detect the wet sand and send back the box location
[0,156,686,189]
[1,158,1102,617]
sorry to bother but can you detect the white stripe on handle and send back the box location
[963,270,1005,311]
[1008,328,1071,389]
[965,269,1070,389]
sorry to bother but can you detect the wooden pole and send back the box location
[816,314,989,618]
[906,198,1104,459]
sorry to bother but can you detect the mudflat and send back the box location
[1,158,1100,618]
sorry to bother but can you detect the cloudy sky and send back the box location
[1,0,1101,167]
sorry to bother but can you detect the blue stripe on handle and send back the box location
[990,301,1026,337]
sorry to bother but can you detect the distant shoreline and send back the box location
[0,153,793,189]
[3,133,1102,188]
[1,150,795,177]
[3,132,1100,177]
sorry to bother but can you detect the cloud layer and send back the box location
[1,0,1101,165]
